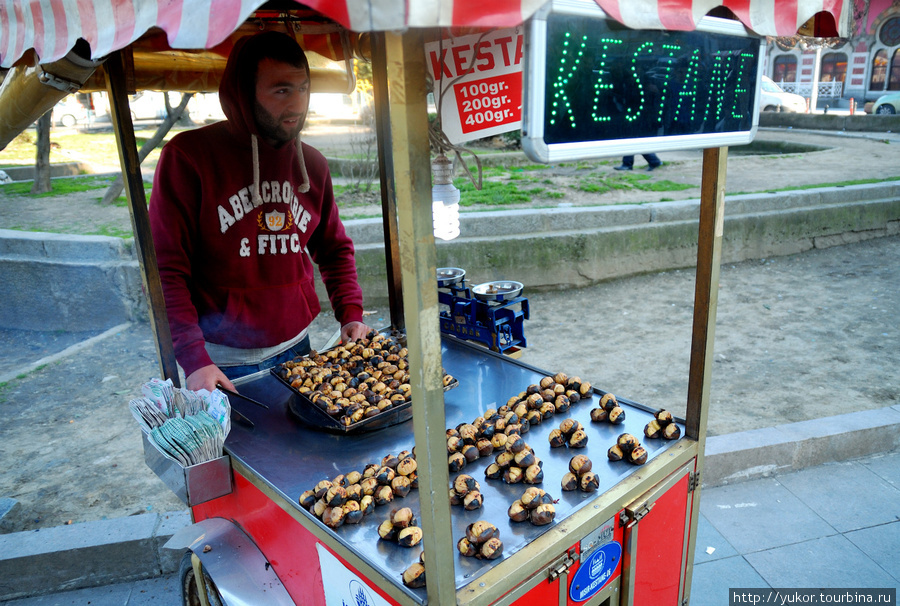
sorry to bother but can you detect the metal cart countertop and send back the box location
[228,337,684,602]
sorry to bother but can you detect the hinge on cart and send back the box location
[548,549,579,582]
[620,502,654,529]
[689,471,701,492]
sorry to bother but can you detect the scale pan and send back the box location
[437,267,466,287]
[472,281,523,302]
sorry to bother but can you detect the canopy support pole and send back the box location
[683,145,727,601]
[104,50,180,387]
[370,32,405,331]
[383,30,456,604]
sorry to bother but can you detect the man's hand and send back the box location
[186,364,236,393]
[341,321,370,343]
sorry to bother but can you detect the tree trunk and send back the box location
[101,92,194,205]
[31,111,53,194]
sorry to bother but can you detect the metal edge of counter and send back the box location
[455,439,700,606]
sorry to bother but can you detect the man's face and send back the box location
[253,58,310,147]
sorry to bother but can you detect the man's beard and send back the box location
[253,100,305,146]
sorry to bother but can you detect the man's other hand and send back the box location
[187,364,236,393]
[341,321,370,343]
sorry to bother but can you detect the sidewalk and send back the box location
[3,450,897,605]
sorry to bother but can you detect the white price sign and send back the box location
[425,28,524,144]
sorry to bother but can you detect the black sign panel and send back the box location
[523,0,764,163]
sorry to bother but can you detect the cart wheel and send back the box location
[178,551,225,606]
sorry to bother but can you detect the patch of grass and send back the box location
[93,225,134,238]
[455,180,535,206]
[0,176,116,198]
[541,191,566,199]
[631,179,693,192]
[727,175,900,197]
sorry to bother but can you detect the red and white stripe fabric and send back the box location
[0,0,849,68]
[594,0,847,37]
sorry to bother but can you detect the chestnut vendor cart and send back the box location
[0,1,849,604]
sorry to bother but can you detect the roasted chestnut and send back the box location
[520,487,546,509]
[298,490,316,510]
[579,472,600,492]
[508,499,529,522]
[608,406,626,424]
[569,429,589,448]
[503,467,524,484]
[378,519,398,541]
[314,480,333,500]
[390,508,415,528]
[561,472,579,491]
[391,475,411,498]
[466,520,498,544]
[324,485,347,508]
[397,526,423,548]
[397,456,418,477]
[530,503,556,526]
[484,462,503,479]
[402,563,426,588]
[453,474,477,496]
[343,500,363,524]
[569,454,593,475]
[514,449,536,468]
[628,446,648,466]
[463,491,483,511]
[506,433,526,454]
[617,433,639,453]
[548,428,567,448]
[448,452,467,473]
[524,463,544,485]
[322,506,345,529]
[559,418,581,437]
[457,537,478,557]
[479,537,503,560]
[657,410,674,425]
[495,451,515,469]
[588,407,607,423]
[663,423,681,440]
[374,485,394,506]
[644,419,662,439]
[607,444,624,462]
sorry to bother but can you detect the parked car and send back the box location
[759,76,807,113]
[868,91,900,115]
[52,96,89,127]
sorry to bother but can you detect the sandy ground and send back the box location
[0,235,897,532]
[0,127,898,532]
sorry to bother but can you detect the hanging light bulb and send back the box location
[431,153,461,241]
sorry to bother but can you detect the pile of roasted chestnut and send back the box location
[378,507,423,547]
[449,474,483,510]
[589,393,627,425]
[644,409,682,440]
[508,487,557,526]
[548,418,589,448]
[298,451,417,528]
[457,521,503,560]
[561,454,600,492]
[483,433,544,485]
[607,433,648,466]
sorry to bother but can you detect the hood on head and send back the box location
[219,31,311,141]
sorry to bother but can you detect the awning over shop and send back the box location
[2,0,850,69]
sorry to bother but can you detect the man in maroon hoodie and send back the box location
[150,31,369,392]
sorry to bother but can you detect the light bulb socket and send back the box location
[431,154,454,185]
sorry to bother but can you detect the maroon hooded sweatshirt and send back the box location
[149,37,364,377]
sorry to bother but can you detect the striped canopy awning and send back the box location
[1,0,850,69]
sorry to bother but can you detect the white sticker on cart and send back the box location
[316,544,392,606]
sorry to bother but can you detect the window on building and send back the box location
[890,49,900,90]
[820,52,847,82]
[870,50,887,89]
[772,55,797,83]
[879,17,900,47]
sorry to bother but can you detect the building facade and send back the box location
[765,0,900,106]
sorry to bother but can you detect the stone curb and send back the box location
[1,408,898,601]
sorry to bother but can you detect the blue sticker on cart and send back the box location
[569,541,622,602]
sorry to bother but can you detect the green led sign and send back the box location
[523,1,764,163]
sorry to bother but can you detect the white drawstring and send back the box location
[251,134,263,206]
[296,133,310,193]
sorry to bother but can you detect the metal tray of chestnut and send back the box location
[273,330,457,435]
